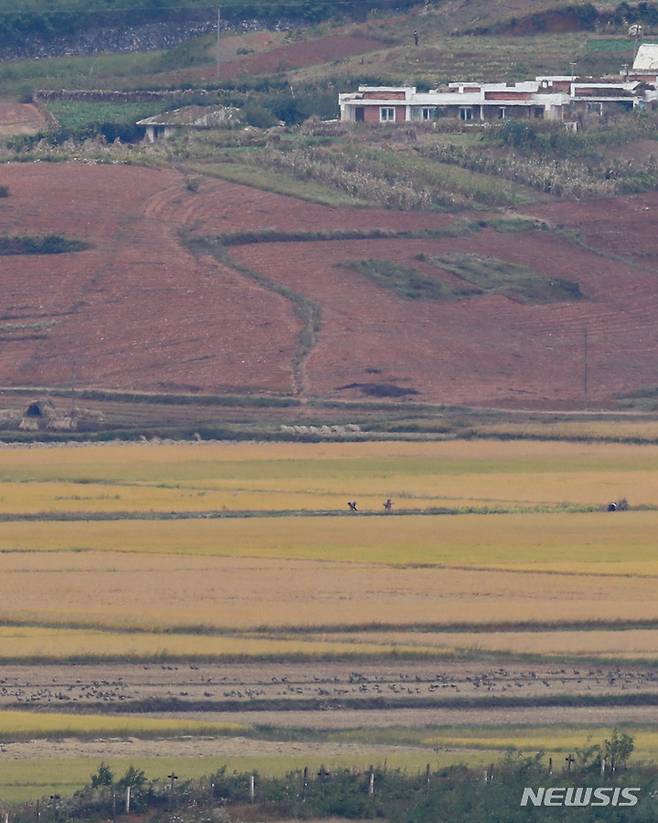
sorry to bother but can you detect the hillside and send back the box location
[0,0,416,52]
[2,0,658,62]
[0,1,657,418]
[0,161,657,411]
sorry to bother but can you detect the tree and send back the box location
[90,762,114,788]
[602,729,634,771]
[117,766,147,790]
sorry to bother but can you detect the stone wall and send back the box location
[0,15,282,61]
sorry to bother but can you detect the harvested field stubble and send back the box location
[2,552,658,634]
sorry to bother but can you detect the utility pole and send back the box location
[216,5,221,81]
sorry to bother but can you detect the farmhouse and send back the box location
[339,65,657,125]
[137,105,240,142]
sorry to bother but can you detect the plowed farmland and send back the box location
[0,164,299,395]
[166,33,384,85]
[534,192,658,264]
[1,161,658,408]
[232,224,658,407]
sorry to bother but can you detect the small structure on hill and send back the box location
[19,398,56,430]
[17,398,104,432]
[137,105,241,142]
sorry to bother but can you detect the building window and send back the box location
[459,107,474,121]
[380,107,395,122]
[533,107,544,118]
[498,107,506,120]
[421,107,436,121]
[586,102,603,116]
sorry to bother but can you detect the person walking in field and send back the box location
[383,498,393,512]
[413,30,420,46]
[348,500,359,512]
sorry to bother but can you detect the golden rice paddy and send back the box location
[0,624,433,660]
[0,552,657,633]
[0,439,657,515]
[0,439,657,658]
[1,510,658,575]
[0,710,243,738]
[3,438,658,801]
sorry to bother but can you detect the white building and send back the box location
[339,73,656,125]
[633,43,658,75]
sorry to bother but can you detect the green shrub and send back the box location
[242,102,278,129]
[17,85,33,103]
[185,177,200,192]
[0,234,90,255]
[344,259,474,301]
[433,253,583,304]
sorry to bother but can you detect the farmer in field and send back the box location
[384,498,393,512]
[413,30,420,46]
[348,500,359,512]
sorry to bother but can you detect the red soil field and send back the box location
[167,34,383,84]
[0,163,298,395]
[233,227,658,409]
[1,161,657,408]
[532,192,658,264]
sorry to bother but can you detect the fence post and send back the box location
[425,763,431,792]
[125,785,131,815]
[249,775,255,803]
[368,766,375,797]
[601,756,606,777]
[302,766,308,802]
[35,801,40,823]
